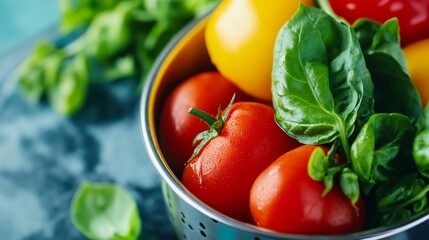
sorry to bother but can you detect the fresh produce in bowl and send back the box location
[140,1,429,239]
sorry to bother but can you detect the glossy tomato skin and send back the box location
[159,72,246,178]
[205,0,313,101]
[403,39,429,107]
[250,145,365,235]
[182,102,301,222]
[328,0,429,46]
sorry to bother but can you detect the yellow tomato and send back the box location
[205,0,313,101]
[404,39,429,107]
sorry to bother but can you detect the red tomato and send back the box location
[250,145,365,235]
[182,102,301,222]
[159,72,246,178]
[328,0,429,46]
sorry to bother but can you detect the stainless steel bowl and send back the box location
[139,15,429,240]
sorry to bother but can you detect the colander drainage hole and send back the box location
[211,218,218,223]
[200,230,207,238]
[188,224,194,230]
[182,234,187,239]
[199,222,206,229]
[180,212,186,224]
[254,237,261,240]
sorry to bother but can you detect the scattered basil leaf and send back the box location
[351,113,415,186]
[413,129,429,178]
[71,182,141,240]
[272,5,373,160]
[354,19,423,122]
[340,167,360,204]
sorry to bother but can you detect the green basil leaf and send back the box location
[60,0,120,32]
[308,147,329,181]
[377,173,419,211]
[353,20,382,53]
[413,129,429,178]
[84,1,137,61]
[17,42,63,102]
[355,19,406,68]
[323,174,334,197]
[417,105,429,133]
[354,19,423,121]
[375,173,429,226]
[351,113,415,185]
[272,5,373,154]
[49,54,89,115]
[101,54,137,81]
[144,0,193,21]
[340,168,360,204]
[413,196,428,213]
[71,182,141,240]
[379,207,412,226]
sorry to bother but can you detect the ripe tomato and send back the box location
[403,39,429,107]
[250,145,365,235]
[205,0,313,101]
[328,0,429,46]
[182,101,301,222]
[159,71,246,178]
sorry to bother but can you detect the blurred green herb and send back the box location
[71,182,141,240]
[17,0,220,115]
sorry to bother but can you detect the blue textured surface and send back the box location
[0,0,60,55]
[0,2,176,240]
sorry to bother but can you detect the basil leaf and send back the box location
[354,19,423,121]
[351,113,415,185]
[272,5,373,157]
[84,1,137,61]
[417,105,429,133]
[379,207,412,226]
[71,182,141,240]
[375,173,429,226]
[340,168,360,204]
[413,129,429,178]
[377,173,420,211]
[308,147,329,181]
[60,0,120,32]
[17,42,64,102]
[49,54,89,115]
[355,19,407,68]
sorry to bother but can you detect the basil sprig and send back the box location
[273,4,427,227]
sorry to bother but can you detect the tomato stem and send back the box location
[188,108,217,127]
[185,94,236,165]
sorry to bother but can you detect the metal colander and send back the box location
[139,14,429,240]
